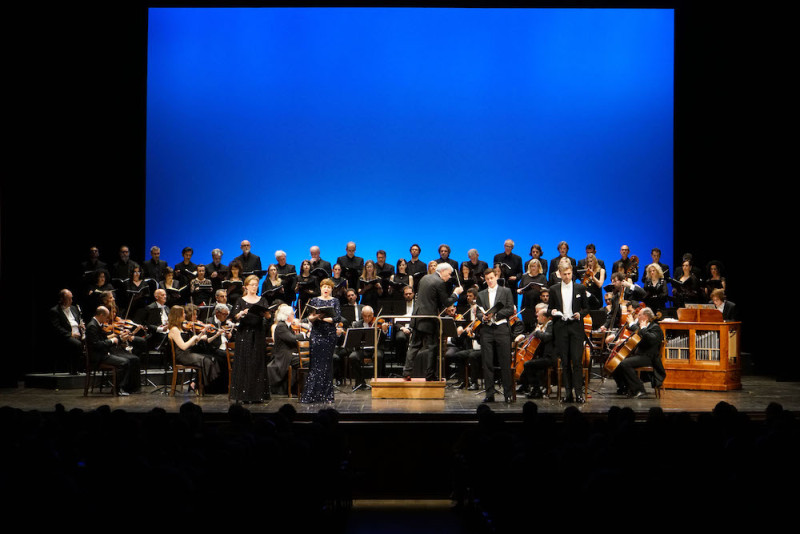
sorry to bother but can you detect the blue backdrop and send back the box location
[146,7,673,278]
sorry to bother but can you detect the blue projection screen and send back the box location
[146,7,673,274]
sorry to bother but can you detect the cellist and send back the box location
[519,303,555,399]
[609,307,665,398]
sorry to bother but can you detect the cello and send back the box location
[603,302,645,374]
[513,319,549,381]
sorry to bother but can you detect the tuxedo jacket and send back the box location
[477,285,515,323]
[547,281,589,324]
[50,305,82,340]
[85,318,115,364]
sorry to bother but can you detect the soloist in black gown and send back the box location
[230,296,270,403]
[300,296,341,404]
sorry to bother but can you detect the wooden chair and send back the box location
[83,341,118,396]
[288,338,310,398]
[635,366,665,398]
[169,338,203,396]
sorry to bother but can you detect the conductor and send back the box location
[402,262,463,381]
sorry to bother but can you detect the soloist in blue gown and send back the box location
[300,296,341,403]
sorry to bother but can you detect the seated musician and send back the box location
[334,288,363,384]
[599,272,647,340]
[85,305,141,395]
[450,288,483,390]
[710,288,737,321]
[199,303,234,394]
[610,307,665,398]
[167,305,220,392]
[267,304,307,396]
[393,286,416,369]
[102,291,147,360]
[49,289,85,374]
[143,288,170,351]
[520,303,555,399]
[347,305,388,392]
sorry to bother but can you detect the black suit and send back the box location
[521,320,556,394]
[547,280,589,397]
[348,320,386,386]
[403,273,459,379]
[142,258,168,282]
[49,305,84,373]
[613,321,665,395]
[267,322,305,394]
[234,253,263,277]
[477,285,515,398]
[85,317,141,393]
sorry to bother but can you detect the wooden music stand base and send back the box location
[370,378,446,399]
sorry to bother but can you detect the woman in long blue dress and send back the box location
[300,278,341,403]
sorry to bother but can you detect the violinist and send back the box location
[261,264,285,306]
[450,288,482,390]
[610,307,665,398]
[393,286,416,370]
[190,264,214,306]
[642,263,668,314]
[600,272,647,335]
[102,291,148,359]
[144,288,170,350]
[85,306,141,395]
[520,303,555,399]
[267,303,307,396]
[49,289,85,374]
[348,305,388,392]
[578,252,605,309]
[295,259,320,312]
[357,260,383,310]
[167,305,220,392]
[200,303,234,393]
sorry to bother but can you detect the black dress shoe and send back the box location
[561,393,574,403]
[482,395,495,403]
[575,394,585,404]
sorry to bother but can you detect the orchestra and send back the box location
[58,239,732,404]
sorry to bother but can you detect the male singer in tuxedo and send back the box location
[547,260,589,403]
[49,289,85,374]
[477,268,515,403]
[402,262,463,381]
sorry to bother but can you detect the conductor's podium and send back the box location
[370,377,446,399]
[660,308,742,391]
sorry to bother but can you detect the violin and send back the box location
[626,256,639,278]
[181,320,212,335]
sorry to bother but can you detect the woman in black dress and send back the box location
[261,264,286,306]
[230,274,270,403]
[580,252,605,310]
[225,260,245,309]
[330,263,348,303]
[671,259,701,308]
[518,257,548,316]
[300,278,342,404]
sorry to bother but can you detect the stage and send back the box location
[4,373,798,421]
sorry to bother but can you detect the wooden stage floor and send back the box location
[3,372,798,420]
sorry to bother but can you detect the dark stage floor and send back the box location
[3,372,798,420]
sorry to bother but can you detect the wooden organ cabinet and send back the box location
[659,308,742,391]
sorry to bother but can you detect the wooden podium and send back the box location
[659,308,742,391]
[368,314,449,399]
